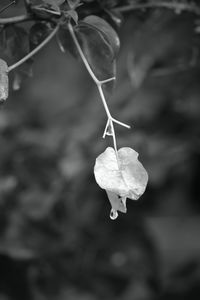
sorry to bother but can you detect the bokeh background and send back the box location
[0,1,200,299]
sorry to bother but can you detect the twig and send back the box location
[0,14,31,24]
[0,9,61,25]
[68,22,130,157]
[114,1,200,16]
[0,1,16,14]
[34,7,61,16]
[8,23,60,72]
[0,9,60,24]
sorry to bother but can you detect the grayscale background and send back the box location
[0,1,200,300]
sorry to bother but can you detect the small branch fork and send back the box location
[68,22,130,156]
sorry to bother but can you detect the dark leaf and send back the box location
[67,0,80,9]
[29,22,52,50]
[58,20,116,93]
[0,26,6,54]
[42,0,62,11]
[0,25,32,90]
[75,21,116,82]
[0,25,29,63]
[57,26,79,57]
[31,0,63,18]
[66,9,79,24]
[83,15,120,56]
[106,9,123,27]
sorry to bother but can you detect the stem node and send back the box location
[68,22,130,156]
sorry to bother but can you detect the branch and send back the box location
[8,23,60,72]
[0,14,31,24]
[0,1,16,14]
[0,9,60,24]
[115,1,200,15]
[68,22,130,156]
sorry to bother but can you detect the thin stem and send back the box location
[68,22,130,122]
[103,119,110,138]
[112,118,131,129]
[110,120,118,157]
[0,14,31,24]
[97,85,112,119]
[115,1,200,15]
[0,1,16,14]
[102,119,119,161]
[8,23,60,72]
[68,21,130,157]
[68,22,98,84]
[35,8,61,16]
[0,9,60,25]
[100,77,116,84]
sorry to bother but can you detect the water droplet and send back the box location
[110,209,118,220]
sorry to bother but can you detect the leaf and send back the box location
[58,20,117,94]
[83,15,120,56]
[29,22,52,50]
[75,21,116,81]
[31,0,64,18]
[58,20,116,89]
[106,9,123,27]
[106,190,127,213]
[67,0,81,9]
[57,26,79,56]
[0,25,29,62]
[66,9,79,24]
[94,147,148,217]
[42,0,62,11]
[0,25,32,90]
[0,59,9,102]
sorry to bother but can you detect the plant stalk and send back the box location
[8,23,60,72]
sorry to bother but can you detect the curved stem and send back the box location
[0,1,16,14]
[110,120,118,158]
[68,22,98,84]
[8,23,60,72]
[0,14,31,24]
[68,22,130,155]
[97,85,112,120]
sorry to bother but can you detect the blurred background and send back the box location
[0,1,200,299]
